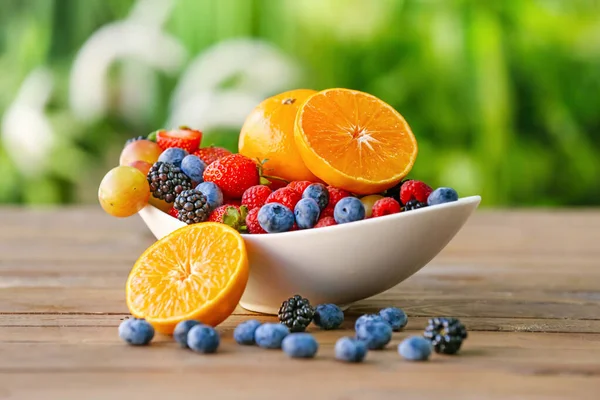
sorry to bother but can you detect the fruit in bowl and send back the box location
[98,88,480,330]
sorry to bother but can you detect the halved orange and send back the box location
[294,88,418,194]
[126,223,248,334]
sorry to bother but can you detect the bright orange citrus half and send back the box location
[294,88,418,194]
[126,223,248,334]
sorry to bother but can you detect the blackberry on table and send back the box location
[423,317,468,355]
[173,189,210,224]
[147,162,192,203]
[403,199,427,211]
[278,295,315,332]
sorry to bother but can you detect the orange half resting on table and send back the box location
[294,88,418,194]
[126,223,248,334]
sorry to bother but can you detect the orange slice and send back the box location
[126,223,248,334]
[294,88,418,194]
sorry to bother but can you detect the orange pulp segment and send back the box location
[126,223,248,334]
[294,88,418,194]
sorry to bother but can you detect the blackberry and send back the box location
[403,199,427,211]
[173,189,210,224]
[423,317,467,355]
[126,136,145,145]
[278,295,315,332]
[147,162,192,203]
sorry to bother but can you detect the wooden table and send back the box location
[1,208,599,399]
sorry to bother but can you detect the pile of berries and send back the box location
[119,294,467,364]
[100,125,461,234]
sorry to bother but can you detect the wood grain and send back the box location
[1,207,599,399]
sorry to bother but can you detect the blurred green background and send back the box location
[1,0,599,206]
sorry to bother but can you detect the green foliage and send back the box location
[1,0,599,206]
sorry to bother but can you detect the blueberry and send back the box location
[398,336,432,361]
[356,320,392,350]
[173,320,201,348]
[379,307,408,331]
[158,147,188,168]
[118,318,154,346]
[294,198,320,229]
[302,183,329,210]
[187,325,220,353]
[354,314,386,332]
[234,320,261,345]
[314,304,344,330]
[427,187,459,206]
[335,337,367,363]
[281,333,319,358]
[195,181,224,210]
[334,197,365,224]
[258,203,295,233]
[181,155,206,183]
[254,323,289,349]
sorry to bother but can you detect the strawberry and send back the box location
[371,197,401,218]
[400,180,432,205]
[315,216,337,228]
[265,187,302,211]
[245,207,266,234]
[287,180,313,195]
[193,146,232,166]
[241,185,272,210]
[168,206,179,219]
[157,127,202,153]
[208,204,248,232]
[321,186,351,218]
[203,154,260,199]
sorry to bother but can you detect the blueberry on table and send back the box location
[354,314,386,332]
[379,307,408,331]
[234,320,262,345]
[187,325,220,354]
[334,197,365,224]
[282,333,319,358]
[356,320,393,350]
[173,320,202,348]
[313,304,344,330]
[254,323,289,349]
[399,336,432,361]
[335,337,367,363]
[118,318,154,346]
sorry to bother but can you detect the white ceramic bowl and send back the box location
[138,195,480,315]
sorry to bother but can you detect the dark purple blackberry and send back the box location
[403,199,427,211]
[384,179,412,202]
[126,136,146,145]
[278,295,314,332]
[147,162,192,203]
[423,317,467,355]
[173,189,210,224]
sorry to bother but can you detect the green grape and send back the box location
[360,194,384,218]
[98,166,150,218]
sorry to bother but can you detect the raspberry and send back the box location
[246,207,267,234]
[241,185,272,210]
[400,180,432,205]
[322,187,351,218]
[265,187,302,211]
[168,207,179,219]
[288,180,313,194]
[315,216,337,228]
[371,198,401,218]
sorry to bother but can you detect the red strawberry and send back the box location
[287,180,313,195]
[203,154,260,199]
[400,180,432,204]
[168,206,179,219]
[208,204,248,232]
[193,146,232,166]
[245,207,266,234]
[265,187,302,211]
[371,197,401,218]
[321,186,351,218]
[315,216,337,228]
[157,127,202,153]
[242,185,272,210]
